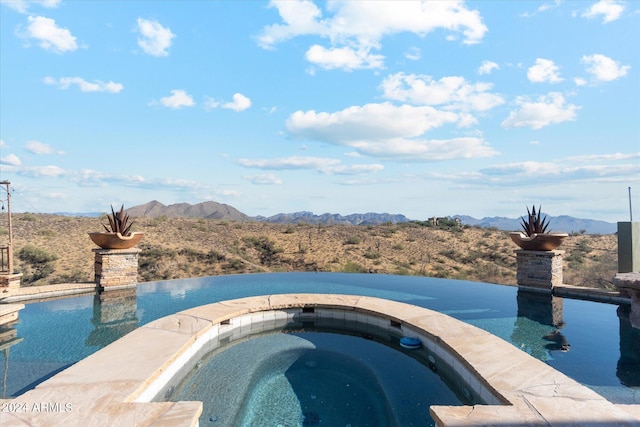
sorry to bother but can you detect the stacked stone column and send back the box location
[93,248,141,290]
[516,249,564,292]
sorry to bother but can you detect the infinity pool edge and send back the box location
[2,293,639,426]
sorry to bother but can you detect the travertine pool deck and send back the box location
[1,293,639,426]
[0,303,24,326]
[0,282,97,303]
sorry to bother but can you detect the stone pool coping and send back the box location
[1,293,639,426]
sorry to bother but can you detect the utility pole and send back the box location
[0,181,13,274]
[629,186,633,222]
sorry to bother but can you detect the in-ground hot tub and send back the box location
[167,316,477,426]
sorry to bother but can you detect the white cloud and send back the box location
[582,0,624,23]
[502,92,579,130]
[478,60,499,75]
[258,0,487,70]
[239,156,340,170]
[0,139,5,147]
[257,0,327,48]
[205,93,252,112]
[527,58,563,83]
[520,0,561,17]
[350,136,497,161]
[18,165,65,177]
[21,15,77,53]
[327,163,384,175]
[581,54,630,81]
[574,77,587,86]
[0,153,21,166]
[43,76,124,93]
[156,90,194,109]
[405,47,421,61]
[427,152,640,191]
[567,152,640,162]
[286,103,498,161]
[478,159,640,185]
[305,45,384,70]
[25,140,64,154]
[136,18,175,57]
[238,156,384,175]
[244,173,283,185]
[287,103,461,142]
[223,93,252,112]
[380,73,505,112]
[2,0,61,14]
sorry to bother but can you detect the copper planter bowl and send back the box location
[89,232,144,250]
[510,232,568,251]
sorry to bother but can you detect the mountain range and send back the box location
[114,201,618,234]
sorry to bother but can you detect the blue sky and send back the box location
[0,0,638,222]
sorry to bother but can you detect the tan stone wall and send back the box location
[94,248,141,288]
[0,273,23,288]
[516,250,564,290]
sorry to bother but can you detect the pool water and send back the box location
[171,328,467,427]
[1,272,639,404]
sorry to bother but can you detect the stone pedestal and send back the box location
[0,273,22,289]
[516,250,564,292]
[93,248,141,290]
[614,272,640,330]
[618,222,640,273]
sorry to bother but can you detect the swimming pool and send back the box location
[1,272,639,404]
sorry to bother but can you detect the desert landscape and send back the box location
[4,212,617,289]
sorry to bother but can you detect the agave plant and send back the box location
[102,204,134,236]
[520,205,550,237]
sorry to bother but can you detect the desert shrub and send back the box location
[341,261,368,273]
[18,245,57,265]
[0,227,7,235]
[193,223,207,232]
[363,249,380,259]
[243,236,282,265]
[392,243,404,250]
[565,251,585,267]
[178,248,225,263]
[298,241,307,254]
[395,266,411,275]
[138,247,177,280]
[38,229,57,238]
[439,249,460,260]
[18,245,58,284]
[20,213,37,221]
[284,226,295,234]
[225,258,245,271]
[56,269,88,284]
[343,236,361,245]
[148,216,168,227]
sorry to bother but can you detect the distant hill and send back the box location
[257,211,409,225]
[454,214,617,235]
[83,200,617,234]
[126,200,253,222]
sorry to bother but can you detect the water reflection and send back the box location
[511,290,569,360]
[86,288,138,347]
[0,320,23,398]
[617,305,640,387]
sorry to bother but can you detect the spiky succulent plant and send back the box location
[102,204,134,236]
[520,205,550,237]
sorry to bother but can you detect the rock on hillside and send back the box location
[126,200,252,221]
